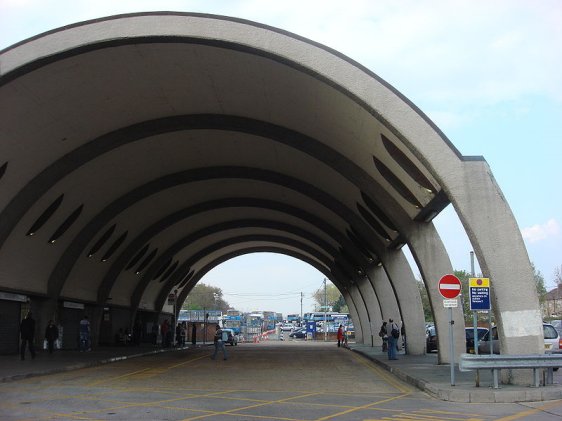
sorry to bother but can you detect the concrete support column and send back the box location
[450,161,543,356]
[35,298,59,349]
[343,290,363,343]
[367,256,426,355]
[408,222,465,363]
[90,305,104,347]
[357,275,382,347]
[348,284,371,344]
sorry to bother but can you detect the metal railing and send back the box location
[459,353,562,388]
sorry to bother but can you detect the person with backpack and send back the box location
[387,318,400,360]
[379,321,388,352]
[211,324,228,361]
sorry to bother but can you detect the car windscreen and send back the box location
[544,325,558,339]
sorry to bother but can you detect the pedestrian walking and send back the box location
[20,311,36,360]
[44,320,59,354]
[211,324,228,360]
[337,324,344,347]
[79,315,90,351]
[387,318,400,360]
[191,323,197,345]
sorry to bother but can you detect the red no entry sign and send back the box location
[438,274,462,299]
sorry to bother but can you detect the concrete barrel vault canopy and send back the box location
[0,12,542,360]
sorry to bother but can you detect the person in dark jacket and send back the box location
[20,311,36,360]
[44,320,59,354]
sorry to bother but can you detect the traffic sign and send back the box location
[469,277,491,310]
[438,274,462,299]
[443,299,458,308]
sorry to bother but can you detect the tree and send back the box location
[454,269,472,323]
[532,262,547,306]
[312,282,344,312]
[332,294,348,313]
[181,283,230,312]
[554,265,562,286]
[417,278,433,322]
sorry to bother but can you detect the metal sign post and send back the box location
[439,274,462,387]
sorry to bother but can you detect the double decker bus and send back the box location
[244,312,263,341]
[223,309,242,335]
[262,311,277,331]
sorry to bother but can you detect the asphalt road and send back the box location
[1,341,562,420]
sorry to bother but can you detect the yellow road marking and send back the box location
[417,408,490,419]
[180,391,323,421]
[315,393,410,421]
[351,352,413,394]
[86,367,152,386]
[166,353,211,369]
[494,399,562,420]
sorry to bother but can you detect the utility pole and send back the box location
[300,292,303,326]
[324,278,327,342]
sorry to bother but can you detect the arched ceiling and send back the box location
[0,12,454,312]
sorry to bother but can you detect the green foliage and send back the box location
[454,269,472,323]
[313,282,346,312]
[181,283,230,311]
[332,294,348,313]
[532,262,547,305]
[417,279,433,322]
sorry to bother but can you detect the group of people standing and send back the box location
[379,318,404,360]
[153,319,195,347]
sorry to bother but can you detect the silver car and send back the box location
[478,323,560,354]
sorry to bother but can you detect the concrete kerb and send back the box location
[349,346,562,403]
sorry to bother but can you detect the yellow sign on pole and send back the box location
[469,277,490,288]
[469,278,490,310]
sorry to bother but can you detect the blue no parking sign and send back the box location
[469,278,491,310]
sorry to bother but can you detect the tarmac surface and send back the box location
[2,341,562,404]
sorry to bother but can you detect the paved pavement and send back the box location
[3,342,562,403]
[349,343,562,403]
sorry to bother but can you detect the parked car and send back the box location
[426,326,488,354]
[465,327,489,353]
[280,323,295,331]
[426,326,438,353]
[478,323,561,354]
[221,328,238,346]
[289,328,306,339]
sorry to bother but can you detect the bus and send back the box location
[286,314,300,324]
[244,312,263,340]
[223,309,242,335]
[262,311,277,331]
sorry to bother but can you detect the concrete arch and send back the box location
[172,247,363,345]
[134,220,348,309]
[97,198,367,305]
[0,12,541,374]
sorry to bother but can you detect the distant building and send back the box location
[544,285,562,318]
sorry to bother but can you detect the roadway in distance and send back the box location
[1,341,562,420]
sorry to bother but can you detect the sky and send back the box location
[1,0,561,316]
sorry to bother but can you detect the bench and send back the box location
[459,353,562,388]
